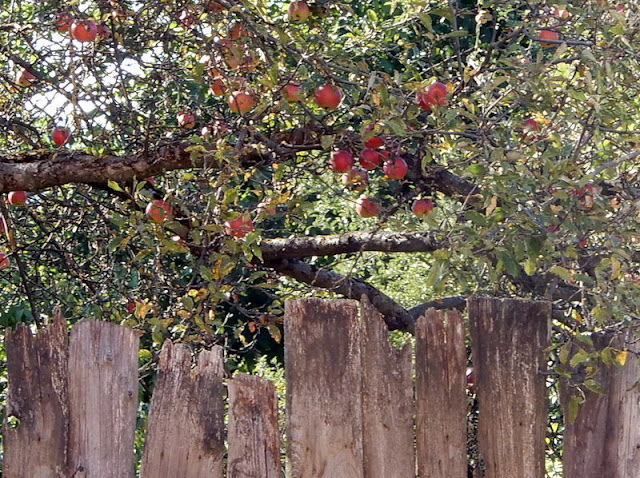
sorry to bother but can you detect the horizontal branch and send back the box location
[260,231,447,260]
[265,258,415,332]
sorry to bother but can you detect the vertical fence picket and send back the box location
[227,373,281,478]
[140,341,225,478]
[468,296,550,478]
[561,333,640,478]
[416,308,467,478]
[360,296,414,478]
[68,319,139,478]
[3,314,69,478]
[285,299,364,478]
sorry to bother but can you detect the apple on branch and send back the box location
[282,82,303,102]
[8,191,28,206]
[176,112,196,129]
[145,200,172,223]
[359,148,382,170]
[71,19,98,42]
[314,84,341,109]
[288,1,311,22]
[383,157,408,179]
[225,215,255,238]
[55,13,74,33]
[412,198,434,217]
[355,195,380,218]
[51,126,71,146]
[16,69,35,87]
[416,81,448,110]
[329,150,354,173]
[228,91,255,114]
[0,252,9,269]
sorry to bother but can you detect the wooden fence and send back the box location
[2,296,639,477]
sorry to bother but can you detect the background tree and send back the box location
[0,0,637,436]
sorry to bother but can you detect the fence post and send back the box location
[468,296,550,478]
[285,299,364,478]
[561,332,640,478]
[140,341,224,478]
[3,314,69,478]
[360,296,414,477]
[228,373,281,478]
[68,319,139,478]
[416,308,467,477]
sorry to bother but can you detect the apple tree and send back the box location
[0,0,638,380]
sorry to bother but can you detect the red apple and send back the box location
[283,82,303,102]
[225,215,255,238]
[359,149,382,170]
[364,136,383,149]
[228,91,255,114]
[8,191,28,206]
[210,77,227,96]
[538,30,559,47]
[330,150,354,173]
[71,19,98,42]
[16,69,35,87]
[176,112,196,129]
[416,82,448,111]
[314,84,341,109]
[51,126,71,146]
[521,118,539,141]
[124,298,143,314]
[342,167,368,187]
[0,252,9,269]
[145,199,172,223]
[55,13,74,33]
[288,1,311,22]
[383,157,408,179]
[355,196,380,218]
[412,198,434,216]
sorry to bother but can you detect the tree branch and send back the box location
[260,231,447,260]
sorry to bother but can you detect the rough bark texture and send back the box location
[140,342,225,478]
[3,314,69,478]
[560,332,640,478]
[285,299,364,478]
[468,296,550,478]
[67,320,139,478]
[269,258,414,331]
[360,296,414,478]
[261,230,446,259]
[416,308,467,478]
[228,373,281,478]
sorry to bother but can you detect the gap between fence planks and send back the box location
[140,341,225,478]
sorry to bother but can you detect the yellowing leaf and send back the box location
[485,195,498,216]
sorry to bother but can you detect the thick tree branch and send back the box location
[260,231,447,260]
[265,258,415,332]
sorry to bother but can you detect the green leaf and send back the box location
[570,348,591,367]
[567,395,582,424]
[108,180,124,192]
[549,265,572,282]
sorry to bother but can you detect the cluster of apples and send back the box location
[54,12,110,43]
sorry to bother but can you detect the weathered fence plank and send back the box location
[3,313,69,478]
[140,342,224,478]
[416,308,467,478]
[228,373,281,478]
[561,332,640,478]
[285,299,364,478]
[68,320,139,478]
[468,296,550,478]
[360,296,414,478]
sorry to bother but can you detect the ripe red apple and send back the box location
[145,199,172,223]
[55,13,74,33]
[176,112,196,129]
[71,19,98,42]
[330,150,354,173]
[383,157,408,179]
[228,91,255,114]
[225,215,255,238]
[8,191,28,206]
[412,198,434,216]
[288,1,311,22]
[364,136,383,149]
[538,30,559,47]
[0,252,9,269]
[282,82,303,102]
[16,69,35,87]
[314,84,341,109]
[124,298,143,314]
[416,82,448,110]
[210,77,227,96]
[359,149,382,170]
[355,196,380,218]
[51,126,71,146]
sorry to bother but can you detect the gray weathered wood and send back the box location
[228,373,281,478]
[68,320,139,478]
[468,296,550,478]
[140,342,224,478]
[285,299,364,478]
[416,308,467,478]
[360,296,414,478]
[3,314,69,478]
[561,332,640,478]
